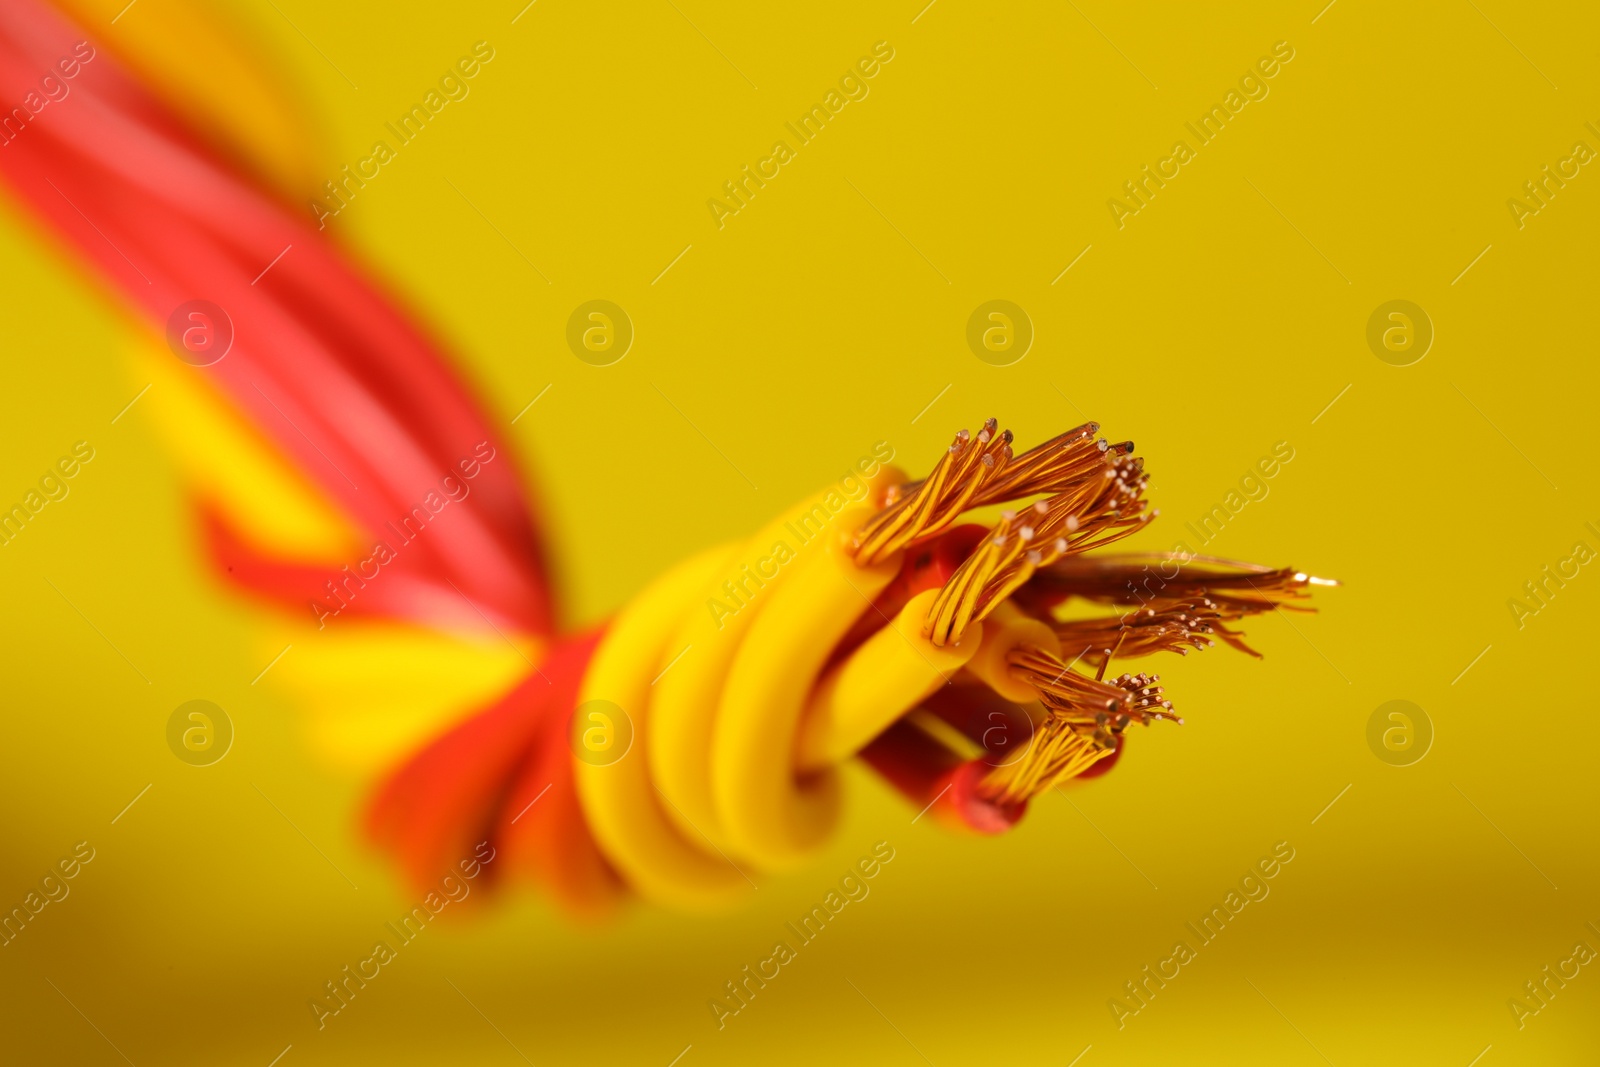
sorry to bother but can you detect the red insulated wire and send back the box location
[0,0,597,889]
[366,631,619,905]
[491,631,629,918]
[857,722,1027,835]
[0,0,553,635]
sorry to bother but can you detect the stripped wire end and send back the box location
[853,419,1013,565]
[1031,556,1333,613]
[920,437,1153,647]
[978,719,1111,808]
[1029,557,1337,662]
[975,644,1179,806]
[843,420,1329,828]
[1010,645,1179,735]
[967,421,1103,504]
[1055,599,1226,660]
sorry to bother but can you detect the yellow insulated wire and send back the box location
[961,600,1063,703]
[648,468,906,849]
[273,622,540,774]
[573,543,752,909]
[794,589,982,774]
[712,507,900,871]
[133,342,357,558]
[578,504,1040,893]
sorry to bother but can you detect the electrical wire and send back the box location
[0,0,1333,916]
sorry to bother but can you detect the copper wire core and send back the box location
[852,419,1014,565]
[848,420,1331,809]
[979,719,1110,806]
[976,645,1177,805]
[922,442,1153,647]
[967,422,1105,505]
[1009,645,1178,735]
[1028,555,1329,613]
[1055,595,1275,664]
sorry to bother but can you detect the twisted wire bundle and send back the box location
[0,0,1327,917]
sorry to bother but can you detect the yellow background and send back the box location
[1,0,1597,1063]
